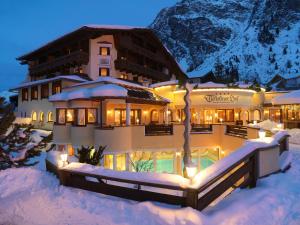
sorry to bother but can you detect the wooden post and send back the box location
[184,189,198,209]
[58,169,70,186]
[249,153,258,188]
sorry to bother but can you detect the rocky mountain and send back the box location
[150,0,300,83]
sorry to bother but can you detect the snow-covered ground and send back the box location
[0,144,300,225]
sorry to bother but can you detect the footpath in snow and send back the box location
[0,145,300,225]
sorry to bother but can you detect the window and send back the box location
[48,112,53,122]
[22,88,28,101]
[32,112,37,121]
[99,47,110,56]
[216,109,234,122]
[40,112,44,122]
[104,154,113,169]
[253,110,261,121]
[150,110,159,123]
[269,109,282,123]
[41,83,49,99]
[99,68,109,77]
[130,109,141,125]
[120,74,128,80]
[156,151,174,173]
[31,86,38,100]
[52,81,61,95]
[87,109,97,123]
[66,109,74,122]
[57,109,66,124]
[77,109,86,126]
[116,154,126,171]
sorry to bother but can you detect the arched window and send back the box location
[32,112,37,121]
[253,110,261,121]
[48,112,53,122]
[40,112,44,122]
[150,110,158,123]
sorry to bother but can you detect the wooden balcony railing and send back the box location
[145,124,173,136]
[115,58,170,81]
[46,133,289,211]
[191,124,212,133]
[29,50,89,76]
[226,125,247,138]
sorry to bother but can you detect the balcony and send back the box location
[145,124,173,136]
[29,50,89,76]
[114,59,170,81]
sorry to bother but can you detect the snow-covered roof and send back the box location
[10,75,88,90]
[150,80,178,88]
[68,76,148,90]
[272,90,300,105]
[49,84,128,101]
[195,82,226,88]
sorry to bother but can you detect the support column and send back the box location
[98,100,103,127]
[126,103,131,126]
[165,105,169,124]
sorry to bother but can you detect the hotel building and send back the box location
[11,25,299,174]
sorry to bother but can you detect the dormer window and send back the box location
[31,86,38,100]
[52,81,62,94]
[22,88,28,101]
[99,47,110,56]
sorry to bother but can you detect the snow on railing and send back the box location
[191,130,289,189]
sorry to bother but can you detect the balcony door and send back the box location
[114,109,141,126]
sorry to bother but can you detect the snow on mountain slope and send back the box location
[150,0,300,83]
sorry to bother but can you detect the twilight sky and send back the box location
[0,0,176,92]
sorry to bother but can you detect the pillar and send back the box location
[126,103,131,126]
[165,105,169,124]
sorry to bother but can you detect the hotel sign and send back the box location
[204,94,239,104]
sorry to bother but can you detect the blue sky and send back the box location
[0,0,176,91]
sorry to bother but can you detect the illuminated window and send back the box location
[216,109,234,122]
[116,154,126,171]
[99,68,109,77]
[156,151,174,173]
[32,112,37,121]
[120,74,128,80]
[52,81,61,94]
[31,86,38,100]
[150,110,159,123]
[57,109,66,124]
[22,88,28,101]
[253,110,261,121]
[48,112,53,122]
[40,112,44,122]
[77,109,86,126]
[130,152,154,172]
[66,109,74,122]
[41,83,49,98]
[104,154,113,169]
[99,47,110,56]
[87,109,97,123]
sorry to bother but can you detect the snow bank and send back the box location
[249,119,278,131]
[63,162,189,188]
[287,129,300,145]
[2,145,300,225]
[0,167,204,225]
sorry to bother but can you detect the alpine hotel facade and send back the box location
[11,25,300,174]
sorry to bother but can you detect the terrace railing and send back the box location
[226,125,247,138]
[145,124,173,136]
[191,124,213,133]
[46,132,289,211]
